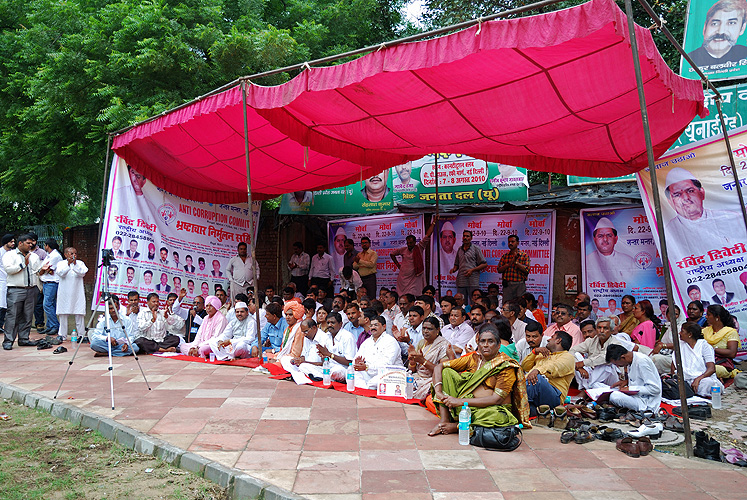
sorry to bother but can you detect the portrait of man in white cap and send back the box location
[663,166,746,258]
[439,221,458,277]
[586,217,636,283]
[332,227,347,276]
[393,162,420,193]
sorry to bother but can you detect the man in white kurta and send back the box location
[353,316,403,389]
[585,217,637,285]
[55,248,88,339]
[311,312,358,381]
[280,319,332,384]
[570,318,625,390]
[208,302,256,360]
[226,242,259,302]
[607,345,662,412]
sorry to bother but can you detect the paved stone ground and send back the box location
[3,341,747,500]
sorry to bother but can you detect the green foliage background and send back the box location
[0,0,692,227]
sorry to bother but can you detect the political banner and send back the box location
[431,211,555,320]
[279,172,393,215]
[671,83,747,150]
[637,126,747,349]
[94,156,260,308]
[327,213,424,291]
[567,175,636,186]
[393,154,528,206]
[681,0,747,82]
[580,206,666,318]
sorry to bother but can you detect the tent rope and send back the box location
[476,18,483,36]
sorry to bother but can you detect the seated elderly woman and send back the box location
[179,295,228,357]
[673,321,723,397]
[702,305,740,380]
[428,328,531,436]
[407,317,454,400]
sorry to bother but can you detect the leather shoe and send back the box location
[628,422,663,439]
[637,436,654,456]
[17,339,39,347]
[45,335,62,346]
[2,343,12,351]
[616,436,641,458]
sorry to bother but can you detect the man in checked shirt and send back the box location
[496,235,531,303]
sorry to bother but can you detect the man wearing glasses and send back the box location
[542,303,583,347]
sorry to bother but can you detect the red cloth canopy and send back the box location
[113,0,706,203]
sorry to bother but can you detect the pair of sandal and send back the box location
[561,424,595,445]
[537,405,567,428]
[663,414,684,433]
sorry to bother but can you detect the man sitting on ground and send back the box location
[90,295,135,356]
[543,303,583,346]
[521,331,575,412]
[441,307,474,354]
[315,312,358,381]
[120,291,140,324]
[135,293,183,354]
[256,302,288,354]
[353,315,403,389]
[415,294,444,328]
[606,344,662,412]
[580,319,597,340]
[180,295,229,357]
[429,328,531,436]
[515,322,548,363]
[208,301,256,360]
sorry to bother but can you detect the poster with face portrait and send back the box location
[637,125,747,348]
[580,207,666,319]
[327,214,424,291]
[681,0,747,81]
[93,156,260,309]
[392,154,528,206]
[278,171,393,215]
[431,211,555,319]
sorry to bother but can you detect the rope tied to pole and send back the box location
[476,18,483,36]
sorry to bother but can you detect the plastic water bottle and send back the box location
[458,402,471,445]
[71,329,78,343]
[406,371,414,398]
[711,385,722,409]
[322,357,331,386]
[346,363,355,392]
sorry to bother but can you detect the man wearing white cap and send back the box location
[438,221,458,278]
[586,217,636,284]
[207,301,257,360]
[331,227,347,279]
[664,166,746,258]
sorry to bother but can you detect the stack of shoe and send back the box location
[616,436,653,458]
[694,431,721,461]
[560,422,596,445]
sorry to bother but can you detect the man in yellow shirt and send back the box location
[353,237,378,299]
[521,331,575,413]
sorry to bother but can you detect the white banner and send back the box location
[94,156,260,308]
[431,211,555,320]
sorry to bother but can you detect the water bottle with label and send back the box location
[406,370,414,398]
[71,329,78,343]
[711,385,722,409]
[346,363,355,392]
[322,357,331,386]
[458,402,471,445]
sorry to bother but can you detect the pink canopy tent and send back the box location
[112,0,706,203]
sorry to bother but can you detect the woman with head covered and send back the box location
[179,295,228,357]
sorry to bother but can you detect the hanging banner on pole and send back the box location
[637,126,747,349]
[580,206,666,317]
[393,154,528,206]
[94,156,260,309]
[431,211,555,320]
[327,214,424,291]
[279,173,393,215]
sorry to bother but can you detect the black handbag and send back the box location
[469,425,523,451]
[661,377,694,401]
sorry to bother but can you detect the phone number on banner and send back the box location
[686,264,746,284]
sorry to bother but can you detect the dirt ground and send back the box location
[0,400,227,500]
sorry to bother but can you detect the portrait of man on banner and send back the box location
[688,0,747,69]
[585,216,637,284]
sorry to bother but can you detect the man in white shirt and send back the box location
[0,234,16,334]
[120,291,141,325]
[353,315,403,389]
[441,308,474,353]
[515,323,548,363]
[309,243,335,295]
[38,238,63,338]
[90,295,136,356]
[606,344,662,412]
[134,293,183,354]
[208,301,257,360]
[288,242,310,296]
[2,233,42,349]
[340,266,363,294]
[501,300,527,344]
[382,290,406,336]
[316,312,358,381]
[226,241,259,302]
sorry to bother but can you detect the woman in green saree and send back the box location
[428,328,531,436]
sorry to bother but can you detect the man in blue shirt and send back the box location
[90,295,137,356]
[256,302,287,353]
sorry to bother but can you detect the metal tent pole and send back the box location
[241,80,264,351]
[435,156,442,298]
[623,0,693,457]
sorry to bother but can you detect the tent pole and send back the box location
[435,155,442,298]
[241,80,263,351]
[623,0,693,458]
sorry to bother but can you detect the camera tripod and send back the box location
[54,254,151,409]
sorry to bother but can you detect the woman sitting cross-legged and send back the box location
[672,321,723,397]
[428,328,531,436]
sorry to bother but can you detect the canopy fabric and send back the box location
[113,0,706,204]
